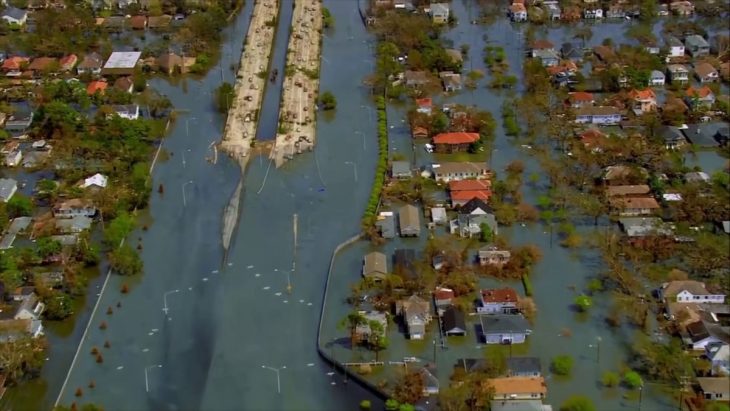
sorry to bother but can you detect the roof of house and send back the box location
[619,217,671,237]
[394,249,416,275]
[460,198,492,214]
[54,198,95,210]
[481,288,518,303]
[391,161,411,176]
[561,42,582,58]
[506,357,541,375]
[2,7,27,21]
[593,45,616,61]
[399,295,429,316]
[575,106,622,116]
[610,196,660,210]
[82,173,108,188]
[129,15,147,29]
[666,36,684,47]
[78,52,103,69]
[579,128,606,146]
[685,34,709,48]
[569,91,594,103]
[415,97,432,108]
[694,62,717,78]
[434,287,455,301]
[431,2,450,15]
[682,122,729,147]
[0,178,17,199]
[147,14,172,28]
[606,185,651,197]
[434,162,489,176]
[490,400,547,411]
[478,246,511,258]
[86,81,108,95]
[697,377,730,395]
[667,64,689,73]
[55,215,93,232]
[445,48,463,62]
[363,251,388,277]
[533,49,560,60]
[404,70,429,84]
[510,3,526,13]
[686,86,714,99]
[485,377,547,395]
[449,179,490,192]
[442,307,466,332]
[59,54,78,70]
[399,204,419,228]
[157,52,183,70]
[104,51,141,69]
[2,56,29,71]
[531,40,554,50]
[650,70,665,79]
[663,280,711,297]
[114,76,134,91]
[451,190,490,202]
[660,125,687,143]
[28,57,57,71]
[628,88,656,101]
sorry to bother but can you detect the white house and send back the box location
[81,173,108,189]
[666,36,685,57]
[0,178,17,203]
[477,288,518,314]
[4,149,22,167]
[706,343,729,376]
[111,104,140,120]
[13,293,45,321]
[650,70,666,87]
[661,280,726,304]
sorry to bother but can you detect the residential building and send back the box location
[433,287,454,308]
[579,128,607,152]
[609,196,660,216]
[546,3,561,20]
[593,45,616,63]
[667,64,690,84]
[685,171,710,184]
[55,216,93,234]
[666,36,685,57]
[628,88,657,115]
[685,86,715,109]
[375,211,396,239]
[4,149,21,167]
[86,80,108,96]
[506,357,542,377]
[129,15,147,30]
[567,91,594,108]
[451,213,497,239]
[491,400,552,411]
[606,5,626,19]
[606,185,651,198]
[485,376,547,400]
[619,217,672,239]
[661,281,725,304]
[411,126,429,139]
[13,293,45,321]
[448,179,491,207]
[420,366,439,396]
[533,49,560,67]
[706,343,730,376]
[445,48,463,64]
[660,125,688,149]
[415,98,432,115]
[391,161,411,179]
[480,314,531,344]
[354,311,387,340]
[478,246,511,267]
[396,295,431,339]
[102,51,141,75]
[114,76,134,93]
[649,70,665,86]
[4,111,32,133]
[111,104,139,120]
[442,307,466,336]
[478,288,518,314]
[0,178,17,203]
[1,7,28,25]
[460,198,492,216]
[157,52,184,75]
[441,72,462,92]
[28,57,58,75]
[574,106,622,125]
[583,6,603,19]
[433,162,490,182]
[363,251,388,281]
[670,0,694,16]
[530,40,555,57]
[685,35,710,57]
[433,132,479,153]
[59,54,78,71]
[77,52,103,75]
[147,15,172,29]
[698,377,730,401]
[394,249,417,280]
[694,62,719,83]
[682,123,730,148]
[431,207,447,225]
[509,3,527,22]
[430,3,450,24]
[53,199,97,218]
[398,204,420,237]
[404,70,429,87]
[561,42,583,62]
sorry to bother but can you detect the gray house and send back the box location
[442,306,466,336]
[4,112,33,133]
[430,3,450,23]
[0,178,18,203]
[506,357,542,377]
[685,35,710,57]
[375,211,396,239]
[480,314,531,344]
[396,295,431,339]
[363,251,388,281]
[399,204,420,237]
[391,161,411,179]
[55,216,93,234]
[533,49,560,67]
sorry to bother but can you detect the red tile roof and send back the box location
[434,287,455,300]
[433,132,480,145]
[531,40,554,50]
[86,80,108,95]
[686,86,713,99]
[59,54,78,70]
[28,57,57,71]
[569,91,594,103]
[2,56,29,71]
[628,88,656,101]
[580,128,606,147]
[510,3,526,12]
[416,98,432,108]
[451,190,491,202]
[449,179,491,191]
[481,288,518,303]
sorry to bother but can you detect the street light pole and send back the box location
[182,180,193,207]
[261,365,286,394]
[162,289,180,315]
[354,130,365,151]
[638,385,644,410]
[185,117,197,138]
[344,161,357,182]
[144,364,162,393]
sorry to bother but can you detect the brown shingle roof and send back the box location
[481,288,518,303]
[662,280,710,298]
[485,377,547,395]
[610,196,660,210]
[606,185,651,197]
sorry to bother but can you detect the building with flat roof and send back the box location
[102,51,141,75]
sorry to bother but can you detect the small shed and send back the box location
[398,204,421,237]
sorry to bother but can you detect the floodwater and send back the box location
[38,1,380,410]
[321,1,693,410]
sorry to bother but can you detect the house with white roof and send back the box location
[81,173,108,189]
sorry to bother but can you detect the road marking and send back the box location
[326,372,334,376]
[148,332,154,336]
[330,382,336,385]
[151,328,158,332]
[299,299,304,303]
[283,300,288,304]
[228,262,233,267]
[307,302,312,306]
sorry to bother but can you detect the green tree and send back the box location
[385,399,400,411]
[103,212,135,247]
[36,237,62,259]
[623,370,643,389]
[601,371,620,387]
[359,400,371,410]
[7,194,33,218]
[560,395,596,411]
[0,336,48,382]
[322,7,334,28]
[319,91,337,111]
[551,355,574,376]
[215,82,234,113]
[367,319,389,361]
[42,291,73,320]
[109,244,143,276]
[479,223,493,243]
[574,294,592,312]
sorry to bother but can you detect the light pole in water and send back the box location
[261,365,286,394]
[145,364,162,393]
[162,289,180,316]
[182,180,193,207]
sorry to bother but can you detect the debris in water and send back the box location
[263,286,271,290]
[212,270,219,274]
[307,302,312,306]
[275,292,282,296]
[202,277,209,282]
[116,366,124,370]
[318,188,325,192]
[255,273,261,277]
[228,262,233,267]
[283,300,288,303]
[142,348,149,353]
[299,299,304,303]
[247,265,254,269]
[307,363,314,367]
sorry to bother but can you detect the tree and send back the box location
[319,91,337,111]
[367,320,389,361]
[109,245,143,276]
[359,400,371,410]
[0,336,48,382]
[623,370,643,389]
[341,311,366,346]
[322,7,334,28]
[601,371,620,387]
[479,223,493,243]
[103,212,135,247]
[36,237,62,259]
[393,370,424,405]
[574,294,592,312]
[42,290,73,320]
[560,395,596,411]
[385,399,400,411]
[215,82,234,113]
[551,355,574,376]
[7,194,33,218]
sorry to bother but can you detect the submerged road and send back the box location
[56,2,380,410]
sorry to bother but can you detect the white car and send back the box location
[424,144,434,153]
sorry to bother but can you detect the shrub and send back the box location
[521,275,533,297]
[623,370,643,389]
[560,395,596,411]
[551,355,574,376]
[574,295,592,312]
[601,371,620,387]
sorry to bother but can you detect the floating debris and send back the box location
[275,292,282,296]
[255,273,261,277]
[202,277,209,282]
[247,265,254,269]
[212,270,219,274]
[263,286,270,290]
